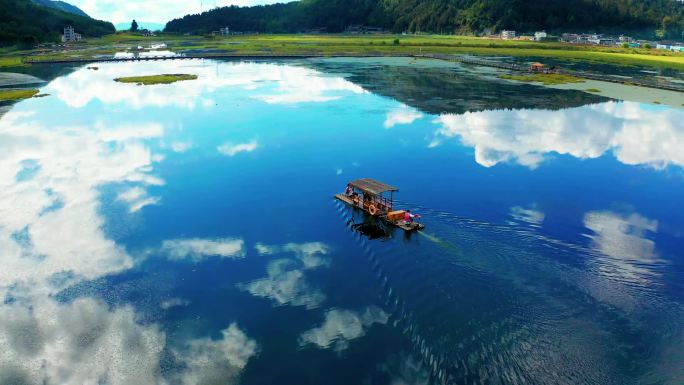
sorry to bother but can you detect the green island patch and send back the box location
[585,88,602,93]
[0,89,39,101]
[498,73,584,85]
[114,74,198,85]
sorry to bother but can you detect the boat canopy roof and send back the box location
[349,178,398,195]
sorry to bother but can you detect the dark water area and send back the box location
[0,58,682,385]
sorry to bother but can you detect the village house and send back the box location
[657,41,684,51]
[534,31,547,41]
[62,26,82,42]
[501,30,516,40]
[619,35,633,43]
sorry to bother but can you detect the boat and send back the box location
[335,178,425,232]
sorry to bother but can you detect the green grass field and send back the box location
[2,33,684,70]
[114,74,198,85]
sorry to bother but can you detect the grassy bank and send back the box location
[0,89,39,101]
[2,33,684,71]
[499,73,584,85]
[114,74,198,85]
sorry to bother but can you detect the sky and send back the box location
[68,0,293,25]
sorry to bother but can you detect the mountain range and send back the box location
[165,0,684,39]
[0,0,114,46]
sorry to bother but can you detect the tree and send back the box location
[130,19,138,32]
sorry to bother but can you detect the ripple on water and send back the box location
[336,199,684,384]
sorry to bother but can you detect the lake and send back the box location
[0,58,682,385]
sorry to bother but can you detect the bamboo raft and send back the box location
[335,178,425,232]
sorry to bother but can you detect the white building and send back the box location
[534,31,547,41]
[62,26,82,42]
[501,30,516,40]
[219,27,230,36]
[657,41,684,51]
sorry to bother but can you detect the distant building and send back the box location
[534,31,547,41]
[219,27,230,36]
[345,25,387,34]
[141,29,154,37]
[62,26,82,42]
[657,41,684,51]
[501,30,516,40]
[560,33,578,43]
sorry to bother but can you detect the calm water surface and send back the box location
[0,58,683,385]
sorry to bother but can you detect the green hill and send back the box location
[0,0,114,46]
[30,0,89,17]
[165,0,684,39]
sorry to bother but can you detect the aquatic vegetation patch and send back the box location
[499,73,584,85]
[586,88,602,93]
[114,74,198,85]
[0,89,39,101]
[0,56,25,67]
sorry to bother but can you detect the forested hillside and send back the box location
[0,0,114,46]
[165,0,684,39]
[30,0,89,17]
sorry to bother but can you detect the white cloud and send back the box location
[384,106,423,129]
[218,140,258,156]
[299,306,389,352]
[175,323,258,385]
[583,210,661,285]
[0,297,165,385]
[161,238,246,262]
[240,242,331,308]
[433,102,684,169]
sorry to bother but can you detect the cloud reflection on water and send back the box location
[46,61,365,110]
[299,306,389,352]
[383,105,423,129]
[174,323,258,385]
[433,102,684,170]
[0,110,163,297]
[0,297,165,385]
[160,238,246,262]
[240,242,331,309]
[583,210,663,285]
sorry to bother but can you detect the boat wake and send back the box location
[334,198,684,385]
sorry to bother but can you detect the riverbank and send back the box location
[2,33,684,71]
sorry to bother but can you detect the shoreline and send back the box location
[2,33,684,71]
[19,52,684,93]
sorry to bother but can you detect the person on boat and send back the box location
[404,210,420,223]
[345,184,353,196]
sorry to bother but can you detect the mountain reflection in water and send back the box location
[0,58,682,385]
